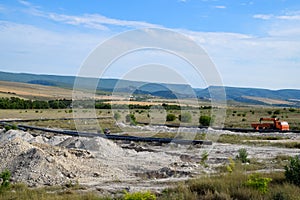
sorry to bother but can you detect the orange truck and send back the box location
[251,118,289,131]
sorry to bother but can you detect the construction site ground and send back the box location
[0,125,300,196]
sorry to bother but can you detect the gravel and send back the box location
[0,125,300,193]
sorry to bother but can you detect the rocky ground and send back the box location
[0,127,300,194]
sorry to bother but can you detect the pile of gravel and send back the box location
[0,129,129,186]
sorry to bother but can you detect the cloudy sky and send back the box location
[1,0,300,89]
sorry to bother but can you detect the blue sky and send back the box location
[1,0,300,89]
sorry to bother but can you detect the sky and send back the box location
[1,0,300,89]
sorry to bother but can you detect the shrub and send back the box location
[126,114,137,125]
[226,157,235,173]
[200,151,209,166]
[274,110,281,115]
[166,114,176,122]
[114,112,121,121]
[4,124,18,131]
[0,170,11,189]
[179,112,192,123]
[123,191,156,200]
[268,111,272,115]
[285,155,300,186]
[246,173,272,194]
[236,148,249,163]
[199,116,211,126]
[288,108,296,112]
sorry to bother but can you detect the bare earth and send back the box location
[0,127,300,194]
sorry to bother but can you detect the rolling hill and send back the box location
[0,71,300,106]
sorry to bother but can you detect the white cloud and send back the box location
[39,13,162,30]
[253,14,273,20]
[277,15,300,20]
[19,0,161,30]
[18,0,31,7]
[0,20,106,75]
[214,5,226,9]
[254,11,300,21]
[178,28,300,89]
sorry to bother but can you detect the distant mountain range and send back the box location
[0,71,300,107]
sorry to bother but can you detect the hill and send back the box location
[195,86,300,106]
[0,71,300,106]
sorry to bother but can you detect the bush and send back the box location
[226,157,235,173]
[267,111,272,115]
[113,112,121,121]
[199,116,211,126]
[246,173,272,194]
[285,155,300,186]
[166,114,176,122]
[236,148,249,163]
[0,170,11,190]
[4,124,18,131]
[179,112,192,123]
[200,151,209,166]
[126,114,137,125]
[123,191,156,200]
[288,108,296,112]
[274,110,281,115]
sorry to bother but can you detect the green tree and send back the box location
[274,110,281,115]
[166,113,176,121]
[199,115,211,126]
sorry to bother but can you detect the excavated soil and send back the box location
[1,127,300,194]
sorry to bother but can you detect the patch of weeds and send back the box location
[200,151,209,167]
[123,190,156,200]
[226,157,235,173]
[236,148,250,163]
[246,173,272,194]
[285,155,300,186]
[0,169,11,191]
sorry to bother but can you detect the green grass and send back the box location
[1,105,300,130]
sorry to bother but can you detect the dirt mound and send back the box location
[57,137,125,157]
[0,130,128,187]
[0,129,33,142]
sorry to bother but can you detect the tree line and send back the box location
[0,97,213,111]
[0,97,72,109]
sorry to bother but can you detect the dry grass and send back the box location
[0,183,109,200]
[243,95,294,105]
[0,81,74,100]
[159,166,300,200]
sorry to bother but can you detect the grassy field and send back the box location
[1,105,300,129]
[1,80,299,130]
